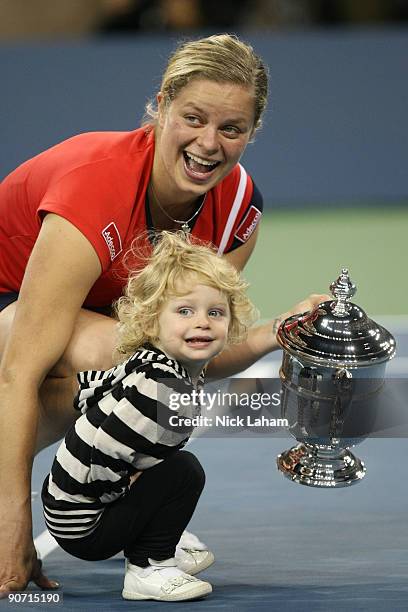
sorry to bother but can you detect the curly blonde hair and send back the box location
[114,232,258,359]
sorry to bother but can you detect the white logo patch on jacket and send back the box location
[102,222,122,261]
[234,205,262,243]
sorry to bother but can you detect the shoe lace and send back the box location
[162,574,197,594]
[181,548,196,554]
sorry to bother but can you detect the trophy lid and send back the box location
[277,268,396,368]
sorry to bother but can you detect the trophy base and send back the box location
[277,442,366,488]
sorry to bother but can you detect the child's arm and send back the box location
[92,363,196,474]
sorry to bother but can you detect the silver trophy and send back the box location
[276,268,396,488]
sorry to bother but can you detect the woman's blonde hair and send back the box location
[114,231,258,359]
[143,33,269,133]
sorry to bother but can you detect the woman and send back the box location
[0,33,326,593]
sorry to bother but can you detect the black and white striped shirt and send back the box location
[41,344,203,540]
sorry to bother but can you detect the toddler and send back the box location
[41,231,256,602]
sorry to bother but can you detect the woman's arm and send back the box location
[210,225,329,378]
[205,294,328,379]
[222,224,260,273]
[0,214,102,594]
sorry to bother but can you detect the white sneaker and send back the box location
[122,558,212,602]
[178,530,208,551]
[176,530,215,575]
[175,548,215,575]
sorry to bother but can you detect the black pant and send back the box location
[53,451,205,567]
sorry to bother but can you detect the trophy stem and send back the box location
[277,442,366,488]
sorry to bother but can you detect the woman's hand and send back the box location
[0,528,59,597]
[207,293,331,379]
[272,293,331,336]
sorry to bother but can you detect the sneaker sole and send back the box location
[122,583,212,601]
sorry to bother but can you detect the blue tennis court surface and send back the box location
[7,322,408,611]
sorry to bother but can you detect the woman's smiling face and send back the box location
[153,79,255,202]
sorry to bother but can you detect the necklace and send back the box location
[148,181,206,235]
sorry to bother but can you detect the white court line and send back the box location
[35,315,408,559]
[35,530,58,561]
[375,314,408,332]
[388,357,408,375]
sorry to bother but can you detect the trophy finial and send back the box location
[330,268,356,316]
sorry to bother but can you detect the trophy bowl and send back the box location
[276,269,396,488]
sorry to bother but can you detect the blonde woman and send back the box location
[0,34,326,592]
[41,232,257,602]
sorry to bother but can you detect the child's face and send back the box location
[156,282,231,376]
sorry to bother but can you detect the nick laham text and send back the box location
[169,415,289,428]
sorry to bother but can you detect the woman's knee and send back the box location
[50,310,118,376]
[0,301,17,358]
